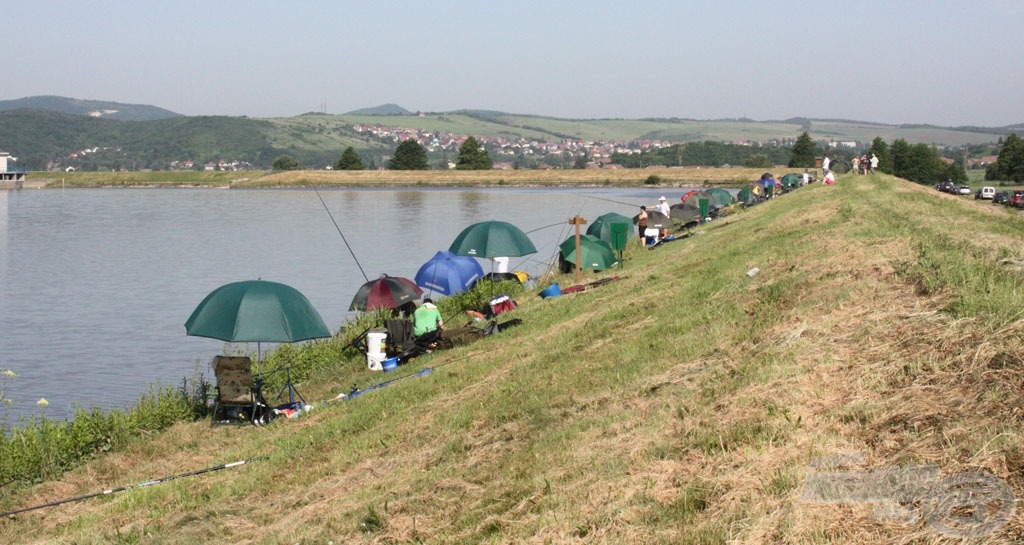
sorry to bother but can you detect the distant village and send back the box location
[44,119,995,173]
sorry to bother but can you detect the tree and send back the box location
[992,133,1024,183]
[868,137,892,173]
[388,140,429,170]
[573,152,589,169]
[335,147,364,170]
[455,137,492,170]
[272,155,300,171]
[788,132,817,168]
[890,139,946,184]
[890,139,911,180]
[945,160,968,183]
[744,154,773,168]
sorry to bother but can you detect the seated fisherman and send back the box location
[413,298,444,347]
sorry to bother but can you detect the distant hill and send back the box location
[1,96,1018,172]
[0,95,182,121]
[344,103,413,116]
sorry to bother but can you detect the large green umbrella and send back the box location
[185,280,331,360]
[449,220,537,258]
[587,212,633,245]
[559,234,617,271]
[780,173,802,190]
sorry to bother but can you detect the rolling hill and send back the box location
[0,96,1018,171]
[0,95,181,121]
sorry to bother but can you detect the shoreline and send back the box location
[21,166,797,189]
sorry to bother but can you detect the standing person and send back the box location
[822,155,831,177]
[657,196,670,217]
[852,156,860,175]
[637,205,648,245]
[870,153,879,173]
[413,298,444,348]
[802,170,810,186]
[490,256,509,274]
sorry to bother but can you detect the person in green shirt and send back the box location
[413,298,444,347]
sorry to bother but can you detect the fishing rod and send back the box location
[0,457,264,518]
[581,194,645,208]
[332,367,434,402]
[311,184,369,283]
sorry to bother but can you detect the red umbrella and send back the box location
[349,274,423,312]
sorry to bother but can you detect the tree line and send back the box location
[787,132,969,185]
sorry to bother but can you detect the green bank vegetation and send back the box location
[2,174,1024,543]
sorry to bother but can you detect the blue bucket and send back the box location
[382,357,399,372]
[539,283,561,298]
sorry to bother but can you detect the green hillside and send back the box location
[0,103,1016,172]
[0,95,181,121]
[3,174,1023,543]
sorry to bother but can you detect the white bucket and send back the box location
[366,331,386,356]
[367,353,384,371]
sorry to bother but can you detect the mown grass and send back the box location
[2,173,1024,543]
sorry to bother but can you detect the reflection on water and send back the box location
[0,185,699,422]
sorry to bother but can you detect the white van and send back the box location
[976,186,995,200]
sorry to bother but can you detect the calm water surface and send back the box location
[0,186,684,422]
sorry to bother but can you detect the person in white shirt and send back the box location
[490,256,509,273]
[657,196,670,217]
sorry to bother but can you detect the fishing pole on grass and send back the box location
[311,184,369,283]
[0,457,265,518]
[331,367,434,402]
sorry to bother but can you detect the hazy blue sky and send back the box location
[5,1,1023,126]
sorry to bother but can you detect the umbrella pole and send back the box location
[569,216,587,284]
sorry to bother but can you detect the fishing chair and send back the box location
[211,355,269,426]
[384,318,416,356]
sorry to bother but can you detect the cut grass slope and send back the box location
[2,174,1023,544]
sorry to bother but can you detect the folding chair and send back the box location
[384,318,416,356]
[211,355,269,425]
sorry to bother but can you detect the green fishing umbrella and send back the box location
[586,212,634,245]
[185,280,331,360]
[559,234,617,271]
[706,187,734,207]
[449,220,538,258]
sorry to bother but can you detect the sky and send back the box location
[4,0,1024,127]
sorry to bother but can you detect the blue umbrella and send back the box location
[414,250,485,296]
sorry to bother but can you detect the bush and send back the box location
[644,174,662,185]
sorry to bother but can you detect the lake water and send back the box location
[0,185,683,422]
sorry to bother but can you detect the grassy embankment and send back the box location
[39,167,795,189]
[3,174,1024,544]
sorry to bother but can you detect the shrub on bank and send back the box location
[0,382,206,485]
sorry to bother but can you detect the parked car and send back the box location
[1013,191,1024,208]
[956,185,972,195]
[975,186,996,200]
[993,190,1011,205]
[936,180,957,193]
